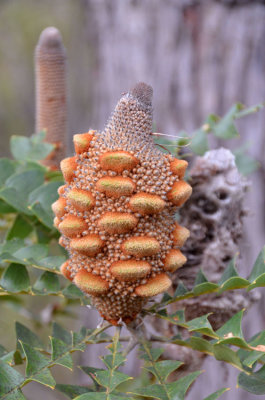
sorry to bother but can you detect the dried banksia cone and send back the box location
[35,27,67,169]
[53,82,192,324]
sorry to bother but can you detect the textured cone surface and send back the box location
[135,273,172,297]
[98,212,138,234]
[55,82,191,324]
[164,249,187,272]
[100,151,139,172]
[73,131,95,154]
[129,193,165,215]
[96,176,135,198]
[74,270,109,295]
[110,260,151,281]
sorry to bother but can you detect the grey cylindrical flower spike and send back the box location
[35,27,67,169]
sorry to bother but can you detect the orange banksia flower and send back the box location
[53,83,192,324]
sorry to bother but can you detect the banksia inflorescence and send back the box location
[53,83,192,324]
[35,27,67,169]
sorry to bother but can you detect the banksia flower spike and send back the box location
[35,27,67,169]
[53,82,192,324]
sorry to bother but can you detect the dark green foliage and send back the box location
[0,128,264,399]
[154,101,264,175]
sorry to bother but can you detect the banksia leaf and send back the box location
[35,27,67,169]
[53,82,191,324]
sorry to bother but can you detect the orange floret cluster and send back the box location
[53,82,192,324]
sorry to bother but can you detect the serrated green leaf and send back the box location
[62,283,85,299]
[188,336,213,355]
[6,215,33,240]
[218,258,238,285]
[16,322,43,351]
[6,169,44,202]
[0,187,30,215]
[0,239,24,254]
[140,347,164,362]
[74,394,105,400]
[102,352,125,370]
[3,389,27,400]
[213,344,243,370]
[51,337,73,370]
[166,370,203,400]
[10,132,54,162]
[80,366,103,386]
[129,383,169,400]
[52,322,72,345]
[216,310,244,340]
[238,365,265,395]
[72,327,87,351]
[0,159,17,187]
[238,331,265,367]
[203,388,230,400]
[92,370,131,391]
[233,146,259,176]
[190,129,208,155]
[14,243,48,261]
[193,282,219,296]
[218,258,249,292]
[33,271,60,294]
[0,344,7,357]
[55,384,92,399]
[20,341,55,387]
[194,269,208,285]
[1,351,15,365]
[0,359,24,396]
[0,199,16,214]
[38,256,66,272]
[143,360,183,381]
[129,371,202,400]
[29,181,63,228]
[173,281,189,298]
[219,277,249,292]
[0,264,30,293]
[184,314,218,339]
[213,103,243,139]
[248,246,265,287]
